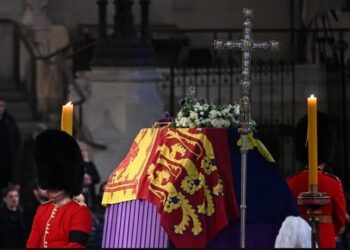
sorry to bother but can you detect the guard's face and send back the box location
[0,100,5,116]
[3,190,19,208]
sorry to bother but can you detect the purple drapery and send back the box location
[102,200,282,248]
[102,199,168,248]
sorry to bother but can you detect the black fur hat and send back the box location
[33,130,84,196]
[295,111,336,166]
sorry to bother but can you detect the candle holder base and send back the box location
[298,191,331,209]
[298,191,331,248]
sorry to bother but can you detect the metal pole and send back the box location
[339,32,349,190]
[170,60,175,116]
[238,9,253,247]
[310,216,319,248]
[240,135,248,248]
[212,9,279,248]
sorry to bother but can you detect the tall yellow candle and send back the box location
[61,102,73,136]
[307,94,318,187]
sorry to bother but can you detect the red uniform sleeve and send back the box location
[26,207,42,248]
[62,206,93,248]
[332,180,346,236]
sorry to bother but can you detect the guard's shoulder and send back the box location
[37,201,52,211]
[322,171,341,182]
[287,170,306,180]
[72,198,87,207]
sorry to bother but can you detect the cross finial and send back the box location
[243,8,253,19]
[213,8,279,135]
[179,85,198,107]
[186,86,196,99]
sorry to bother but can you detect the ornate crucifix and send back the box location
[213,8,278,248]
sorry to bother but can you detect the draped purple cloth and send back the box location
[102,199,281,248]
[101,128,298,248]
[102,200,169,248]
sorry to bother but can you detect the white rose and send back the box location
[180,117,189,127]
[234,105,240,114]
[190,111,198,119]
[209,110,217,118]
[189,122,196,128]
[211,119,219,127]
[194,102,201,108]
[200,118,207,125]
[217,119,224,128]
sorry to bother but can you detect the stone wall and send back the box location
[0,0,23,22]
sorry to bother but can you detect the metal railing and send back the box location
[75,24,350,187]
[152,27,350,192]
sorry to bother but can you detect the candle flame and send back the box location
[310,94,315,98]
[65,101,72,105]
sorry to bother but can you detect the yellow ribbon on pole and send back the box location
[237,132,275,163]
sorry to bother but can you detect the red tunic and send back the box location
[287,170,346,248]
[26,200,93,248]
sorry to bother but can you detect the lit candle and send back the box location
[307,94,318,187]
[61,102,73,136]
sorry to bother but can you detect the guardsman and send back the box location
[287,112,346,248]
[26,130,93,248]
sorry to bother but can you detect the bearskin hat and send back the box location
[33,130,84,196]
[295,111,336,166]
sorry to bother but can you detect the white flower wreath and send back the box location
[174,100,256,129]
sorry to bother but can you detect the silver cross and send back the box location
[213,8,279,249]
[214,8,278,135]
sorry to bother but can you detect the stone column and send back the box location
[112,0,137,39]
[97,0,108,40]
[121,0,136,38]
[92,0,156,67]
[113,0,121,38]
[140,0,151,42]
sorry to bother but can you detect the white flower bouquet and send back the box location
[174,100,256,129]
